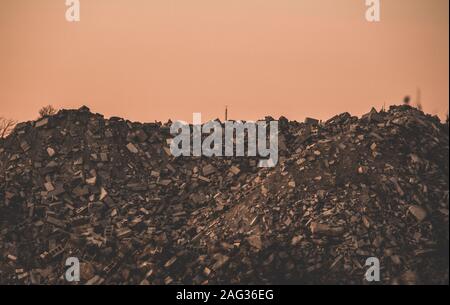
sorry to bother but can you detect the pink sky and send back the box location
[0,0,448,123]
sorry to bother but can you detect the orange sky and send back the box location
[0,0,448,123]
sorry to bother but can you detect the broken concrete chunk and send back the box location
[47,147,56,157]
[7,254,17,262]
[247,235,262,250]
[164,256,177,268]
[304,117,319,125]
[202,164,216,176]
[126,143,139,153]
[35,118,49,128]
[310,222,344,236]
[86,176,97,186]
[212,254,229,271]
[116,228,132,239]
[408,205,427,222]
[44,182,55,192]
[20,141,30,152]
[86,275,104,285]
[99,187,108,201]
[229,166,241,175]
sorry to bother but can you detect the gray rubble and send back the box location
[0,105,448,284]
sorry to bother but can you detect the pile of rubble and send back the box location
[0,105,448,284]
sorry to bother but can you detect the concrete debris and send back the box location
[126,143,139,154]
[0,105,448,284]
[408,205,427,222]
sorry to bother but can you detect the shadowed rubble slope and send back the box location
[0,105,448,284]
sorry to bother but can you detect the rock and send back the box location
[126,143,139,153]
[47,147,56,157]
[20,141,30,152]
[35,118,49,128]
[212,254,229,271]
[358,166,368,174]
[202,164,216,176]
[164,256,177,268]
[80,263,96,281]
[99,187,108,201]
[310,222,344,236]
[304,117,319,125]
[408,205,427,222]
[86,176,97,186]
[291,235,302,246]
[247,235,262,250]
[401,270,418,285]
[229,166,241,175]
[44,182,55,192]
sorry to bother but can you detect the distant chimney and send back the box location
[416,87,423,111]
[225,105,228,121]
[416,87,421,104]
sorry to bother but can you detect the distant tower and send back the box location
[416,87,423,111]
[225,105,228,121]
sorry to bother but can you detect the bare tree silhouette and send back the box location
[38,105,57,118]
[0,117,17,138]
